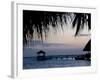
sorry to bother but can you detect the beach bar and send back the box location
[37,50,46,61]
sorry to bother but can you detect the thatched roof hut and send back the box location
[83,40,91,51]
[37,50,46,61]
[37,50,45,55]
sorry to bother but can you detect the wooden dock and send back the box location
[37,54,88,61]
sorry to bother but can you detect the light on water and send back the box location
[23,57,91,69]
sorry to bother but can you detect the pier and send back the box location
[37,54,88,61]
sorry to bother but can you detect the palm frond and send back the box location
[23,10,91,45]
[72,13,91,35]
[23,10,69,45]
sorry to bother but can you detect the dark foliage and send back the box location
[72,13,91,35]
[23,10,91,45]
[23,10,69,44]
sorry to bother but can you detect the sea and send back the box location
[23,56,91,69]
[23,40,90,69]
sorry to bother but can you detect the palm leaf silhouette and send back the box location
[72,13,91,35]
[23,10,91,45]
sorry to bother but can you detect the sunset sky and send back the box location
[24,24,90,57]
[30,23,90,49]
[47,24,90,47]
[23,11,91,57]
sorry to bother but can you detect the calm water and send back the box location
[23,57,91,69]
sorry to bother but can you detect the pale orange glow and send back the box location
[45,25,90,49]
